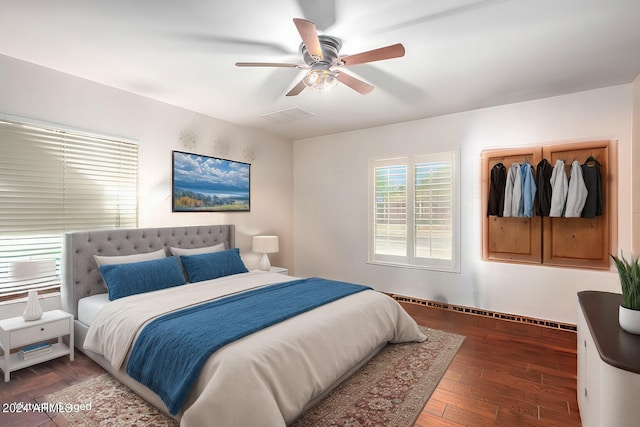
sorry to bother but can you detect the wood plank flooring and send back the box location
[0,349,103,426]
[0,303,582,426]
[401,302,581,426]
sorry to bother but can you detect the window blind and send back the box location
[0,117,138,297]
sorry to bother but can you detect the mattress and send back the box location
[83,272,426,426]
[77,293,109,326]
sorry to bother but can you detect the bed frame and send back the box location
[61,224,235,419]
[60,223,383,423]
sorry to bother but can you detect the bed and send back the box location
[62,224,426,427]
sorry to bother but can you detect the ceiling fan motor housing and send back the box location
[301,35,342,66]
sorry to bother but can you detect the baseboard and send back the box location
[389,293,577,332]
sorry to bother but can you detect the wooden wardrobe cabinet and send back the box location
[481,140,617,269]
[482,146,543,264]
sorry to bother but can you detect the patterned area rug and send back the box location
[45,327,463,426]
[45,374,178,427]
[292,327,464,426]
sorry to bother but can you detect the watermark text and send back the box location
[2,401,92,413]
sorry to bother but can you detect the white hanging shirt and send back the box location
[503,162,521,217]
[549,160,568,217]
[564,160,588,217]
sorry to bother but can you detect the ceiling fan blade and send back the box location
[340,43,405,67]
[236,62,303,68]
[293,18,323,60]
[286,79,307,97]
[335,72,374,95]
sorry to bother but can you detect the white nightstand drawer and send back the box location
[10,319,69,348]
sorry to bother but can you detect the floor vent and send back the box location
[261,107,314,123]
[389,294,577,332]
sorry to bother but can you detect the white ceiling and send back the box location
[2,0,640,140]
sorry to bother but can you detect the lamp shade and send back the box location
[252,236,279,254]
[8,259,57,281]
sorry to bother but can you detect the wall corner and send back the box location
[632,74,640,255]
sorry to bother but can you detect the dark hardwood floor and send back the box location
[0,348,103,426]
[401,302,581,426]
[0,303,581,426]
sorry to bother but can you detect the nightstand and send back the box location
[0,309,74,382]
[252,266,288,275]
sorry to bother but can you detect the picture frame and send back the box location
[172,150,250,212]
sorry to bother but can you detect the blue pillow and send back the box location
[180,248,248,283]
[99,256,186,301]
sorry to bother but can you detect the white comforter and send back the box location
[84,272,426,427]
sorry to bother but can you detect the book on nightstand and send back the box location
[19,342,53,360]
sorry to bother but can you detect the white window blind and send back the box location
[369,152,459,272]
[0,117,138,297]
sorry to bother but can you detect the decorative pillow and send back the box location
[99,256,186,301]
[94,248,166,266]
[169,243,225,256]
[180,248,248,283]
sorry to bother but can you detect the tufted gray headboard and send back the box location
[61,224,235,318]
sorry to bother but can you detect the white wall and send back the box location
[0,53,634,325]
[293,84,634,324]
[0,54,294,272]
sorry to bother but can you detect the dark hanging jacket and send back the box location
[488,163,506,216]
[536,159,553,216]
[581,156,603,218]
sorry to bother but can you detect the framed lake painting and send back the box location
[172,151,250,212]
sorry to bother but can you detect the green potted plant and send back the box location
[611,251,640,334]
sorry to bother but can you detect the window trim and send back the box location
[0,113,133,143]
[368,151,460,273]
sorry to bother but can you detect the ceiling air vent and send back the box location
[261,107,314,123]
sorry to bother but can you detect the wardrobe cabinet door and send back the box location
[482,148,542,264]
[542,141,616,269]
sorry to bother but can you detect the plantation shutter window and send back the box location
[414,153,455,261]
[370,152,459,272]
[0,116,138,298]
[374,162,408,259]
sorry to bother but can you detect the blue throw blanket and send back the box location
[126,277,371,415]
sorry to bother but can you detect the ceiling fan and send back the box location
[235,18,405,96]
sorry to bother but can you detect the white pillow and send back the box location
[169,243,226,256]
[93,248,166,266]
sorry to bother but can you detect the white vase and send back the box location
[22,290,43,321]
[619,305,640,334]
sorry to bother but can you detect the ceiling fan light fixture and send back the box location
[303,69,338,91]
